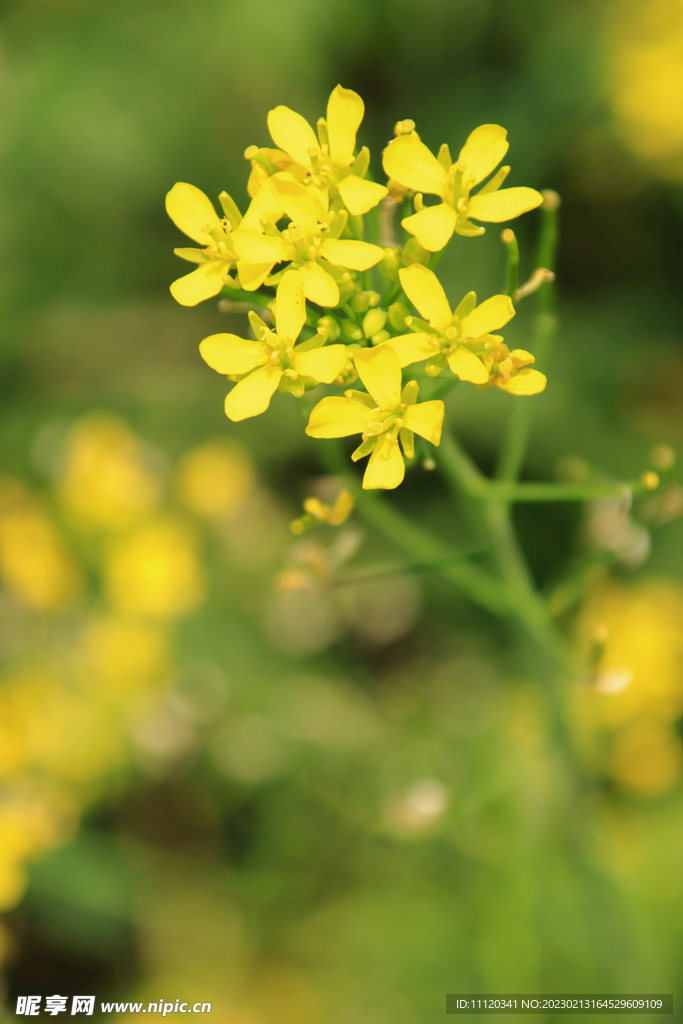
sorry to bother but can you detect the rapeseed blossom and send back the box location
[383,124,543,250]
[384,264,517,385]
[232,177,384,305]
[265,85,388,215]
[166,182,241,306]
[200,270,348,420]
[167,85,552,491]
[306,346,444,489]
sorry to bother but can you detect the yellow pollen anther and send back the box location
[456,198,468,213]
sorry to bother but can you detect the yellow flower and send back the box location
[479,341,547,395]
[166,182,241,306]
[59,415,162,531]
[382,124,543,251]
[267,85,388,215]
[291,488,354,533]
[104,517,205,619]
[0,480,82,612]
[232,177,384,305]
[175,440,255,520]
[200,270,348,421]
[305,345,444,490]
[384,263,515,384]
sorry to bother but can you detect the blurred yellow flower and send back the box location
[59,415,162,531]
[0,479,82,611]
[608,722,683,798]
[77,613,172,698]
[575,578,683,797]
[104,517,205,618]
[608,0,683,178]
[176,440,255,520]
[0,791,71,910]
[383,124,542,250]
[577,579,683,729]
[266,84,388,215]
[306,345,444,489]
[200,271,348,421]
[166,182,241,306]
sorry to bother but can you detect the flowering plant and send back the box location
[166,85,662,678]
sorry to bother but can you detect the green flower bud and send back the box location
[362,308,387,339]
[371,330,391,346]
[350,292,370,314]
[341,319,364,342]
[317,315,340,341]
[388,302,410,331]
[337,276,356,304]
[366,291,381,308]
[402,237,430,267]
[379,247,402,281]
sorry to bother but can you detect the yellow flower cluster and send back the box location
[574,579,683,798]
[166,86,546,489]
[0,418,256,917]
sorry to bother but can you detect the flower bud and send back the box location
[363,308,387,339]
[402,238,430,267]
[337,276,356,304]
[350,292,370,313]
[379,247,402,281]
[388,302,410,331]
[341,319,364,342]
[371,330,391,346]
[317,315,340,341]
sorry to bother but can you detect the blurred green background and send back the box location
[3,0,683,1020]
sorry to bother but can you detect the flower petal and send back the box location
[275,269,306,345]
[170,262,227,306]
[460,294,515,338]
[319,238,384,271]
[509,348,535,366]
[338,174,388,215]
[166,182,220,245]
[327,85,364,164]
[199,334,268,375]
[403,400,444,445]
[306,396,370,438]
[458,124,509,187]
[401,203,457,252]
[384,333,437,367]
[467,186,543,223]
[267,105,319,168]
[225,363,282,422]
[271,176,322,235]
[447,347,489,384]
[240,178,284,232]
[363,433,405,490]
[382,135,447,197]
[232,230,290,263]
[354,345,402,409]
[237,261,275,292]
[399,264,452,328]
[495,368,547,395]
[294,344,348,383]
[299,260,339,307]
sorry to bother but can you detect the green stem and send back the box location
[219,284,274,310]
[496,194,560,483]
[502,229,519,297]
[315,440,510,616]
[436,430,568,666]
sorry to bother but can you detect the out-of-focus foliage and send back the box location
[3,0,683,1020]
